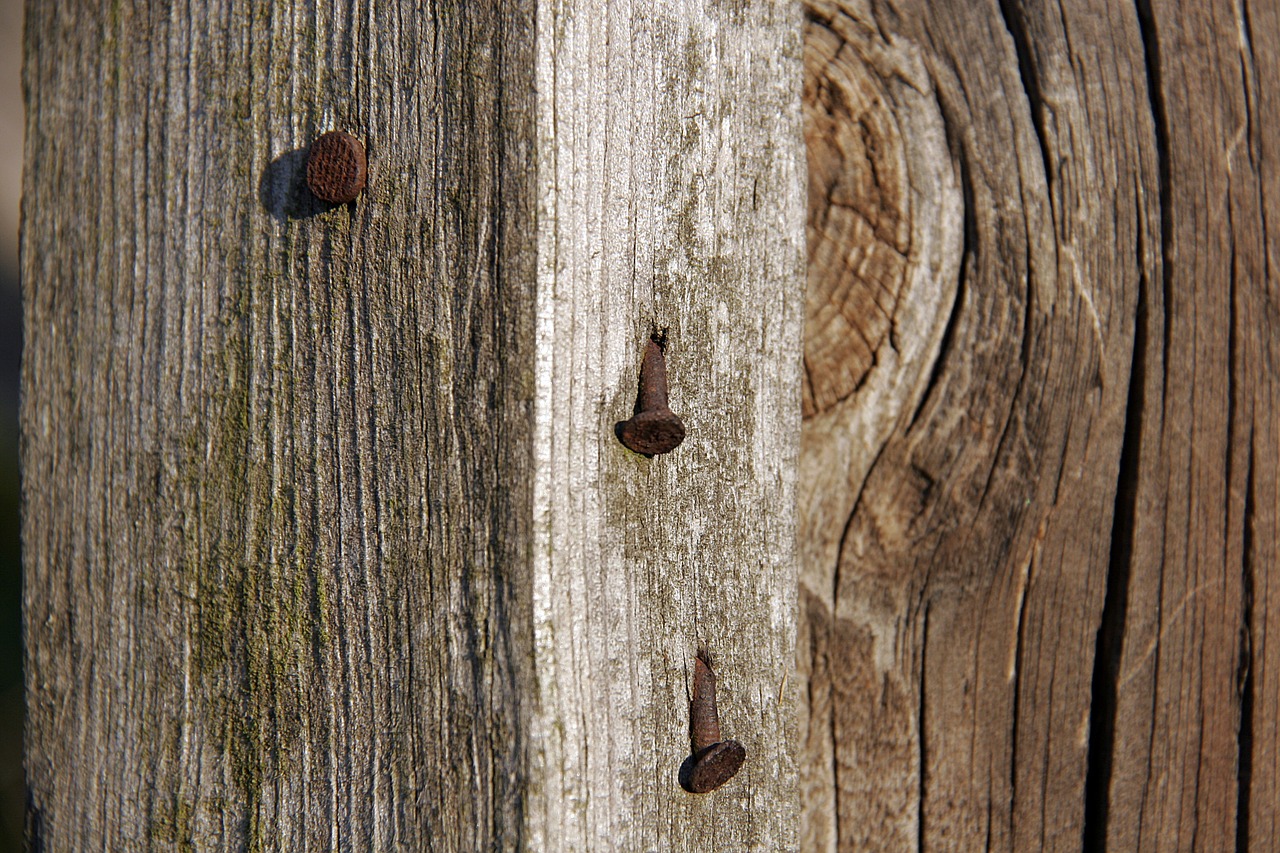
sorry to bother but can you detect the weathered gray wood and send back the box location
[527,1,804,850]
[799,0,1278,850]
[21,0,804,850]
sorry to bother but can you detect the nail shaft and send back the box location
[682,649,746,794]
[617,337,686,456]
[691,651,722,753]
[636,341,671,414]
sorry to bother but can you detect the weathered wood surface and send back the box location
[528,0,804,849]
[799,0,1279,850]
[21,1,804,850]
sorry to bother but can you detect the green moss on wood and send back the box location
[180,271,330,847]
[148,793,196,851]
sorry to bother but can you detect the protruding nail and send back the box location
[617,338,686,456]
[306,131,367,204]
[684,649,745,794]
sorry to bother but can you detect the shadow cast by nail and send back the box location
[614,379,654,457]
[259,146,346,221]
[677,753,698,793]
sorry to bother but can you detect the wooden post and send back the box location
[21,1,805,849]
[800,0,1280,850]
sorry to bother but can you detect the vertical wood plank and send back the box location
[800,0,1279,850]
[22,0,538,848]
[530,0,805,849]
[22,0,804,849]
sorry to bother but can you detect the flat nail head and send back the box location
[618,409,685,456]
[683,650,746,794]
[618,340,685,456]
[687,739,746,794]
[306,131,367,203]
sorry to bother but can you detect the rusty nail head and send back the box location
[617,335,686,456]
[684,649,745,794]
[306,131,367,203]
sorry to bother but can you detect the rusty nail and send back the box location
[684,649,745,794]
[306,131,367,204]
[616,336,686,456]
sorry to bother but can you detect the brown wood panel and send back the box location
[799,0,1277,849]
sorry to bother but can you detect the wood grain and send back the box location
[799,0,1277,849]
[529,1,804,848]
[21,0,805,849]
[1100,1,1279,849]
[23,0,538,847]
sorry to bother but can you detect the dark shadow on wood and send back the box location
[1082,267,1149,851]
[259,146,344,221]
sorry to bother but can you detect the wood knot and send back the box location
[803,14,912,417]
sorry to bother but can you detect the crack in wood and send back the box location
[1235,441,1255,853]
[1082,244,1149,851]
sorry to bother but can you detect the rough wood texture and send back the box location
[529,1,804,848]
[21,0,804,850]
[799,0,1278,850]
